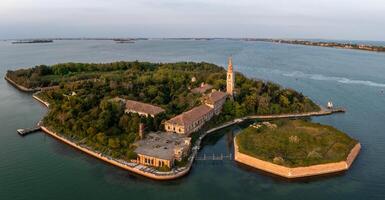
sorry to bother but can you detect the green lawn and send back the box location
[236,120,358,167]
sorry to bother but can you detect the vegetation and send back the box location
[8,61,320,161]
[236,120,358,167]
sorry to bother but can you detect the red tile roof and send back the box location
[166,105,212,126]
[125,100,165,116]
[206,91,227,105]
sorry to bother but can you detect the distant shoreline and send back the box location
[245,38,385,53]
[12,39,53,44]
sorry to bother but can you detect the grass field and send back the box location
[236,120,358,167]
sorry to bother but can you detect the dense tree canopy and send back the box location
[7,61,319,160]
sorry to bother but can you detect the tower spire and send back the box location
[228,56,233,72]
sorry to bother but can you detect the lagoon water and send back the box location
[1,39,385,200]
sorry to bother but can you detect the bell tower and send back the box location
[226,56,234,96]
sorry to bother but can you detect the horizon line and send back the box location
[2,37,385,43]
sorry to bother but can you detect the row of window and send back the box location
[143,157,167,167]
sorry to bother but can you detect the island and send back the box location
[234,120,361,178]
[5,58,357,180]
[12,39,53,44]
[244,38,385,53]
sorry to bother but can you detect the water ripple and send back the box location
[280,70,385,88]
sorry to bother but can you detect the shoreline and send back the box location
[32,94,193,180]
[4,75,38,92]
[234,137,361,179]
[32,92,50,107]
[40,126,191,180]
[10,76,351,180]
[249,39,385,53]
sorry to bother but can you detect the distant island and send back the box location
[113,39,135,44]
[244,38,385,53]
[12,39,53,44]
[5,59,359,180]
[235,120,360,178]
[8,38,148,44]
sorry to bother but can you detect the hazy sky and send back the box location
[1,0,385,40]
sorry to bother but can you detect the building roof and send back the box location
[191,83,213,94]
[205,91,227,105]
[166,104,212,127]
[134,132,190,160]
[125,100,165,116]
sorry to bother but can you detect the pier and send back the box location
[17,121,43,136]
[17,127,41,136]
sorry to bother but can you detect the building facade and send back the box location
[165,91,227,135]
[164,104,214,135]
[205,91,227,115]
[135,132,191,168]
[164,58,234,135]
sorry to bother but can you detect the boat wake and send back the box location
[281,71,385,88]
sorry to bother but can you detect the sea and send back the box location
[0,39,385,200]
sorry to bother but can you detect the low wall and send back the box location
[32,93,50,107]
[234,137,361,179]
[4,75,37,92]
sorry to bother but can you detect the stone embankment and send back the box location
[41,126,193,180]
[32,93,194,180]
[4,75,38,92]
[234,137,361,179]
[32,92,50,107]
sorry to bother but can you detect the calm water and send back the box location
[1,39,385,200]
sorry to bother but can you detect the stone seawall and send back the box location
[234,137,361,179]
[40,126,191,180]
[32,92,191,180]
[4,75,38,92]
[32,92,50,107]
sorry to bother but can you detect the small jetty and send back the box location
[17,121,43,136]
[17,127,41,136]
[330,107,346,113]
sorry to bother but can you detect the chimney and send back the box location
[139,123,145,140]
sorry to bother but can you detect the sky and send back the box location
[1,0,385,40]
